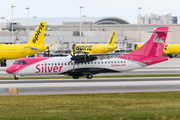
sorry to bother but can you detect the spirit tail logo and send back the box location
[32,23,45,44]
[107,31,116,46]
[26,21,46,46]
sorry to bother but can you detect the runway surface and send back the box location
[1,77,180,95]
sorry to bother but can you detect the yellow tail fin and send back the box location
[26,21,46,45]
[107,30,116,46]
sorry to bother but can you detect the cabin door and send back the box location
[127,56,133,70]
[20,47,25,54]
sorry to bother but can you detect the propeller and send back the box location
[68,44,76,72]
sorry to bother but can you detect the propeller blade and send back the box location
[50,41,54,47]
[69,51,73,57]
[68,61,72,64]
[73,62,75,71]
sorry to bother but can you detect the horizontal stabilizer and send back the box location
[147,30,171,33]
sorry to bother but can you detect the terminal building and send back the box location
[137,13,178,24]
[0,15,179,52]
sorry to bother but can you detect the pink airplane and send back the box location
[6,27,169,80]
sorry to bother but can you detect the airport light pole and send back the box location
[26,7,30,39]
[11,5,15,42]
[33,16,37,29]
[80,6,83,44]
[82,15,86,22]
[138,7,142,42]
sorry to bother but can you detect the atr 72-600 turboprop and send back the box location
[6,27,169,80]
[0,21,48,67]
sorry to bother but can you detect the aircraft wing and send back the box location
[28,47,39,51]
[88,53,120,57]
[73,50,89,54]
[69,53,120,63]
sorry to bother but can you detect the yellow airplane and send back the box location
[73,31,117,54]
[0,21,48,66]
[133,43,180,58]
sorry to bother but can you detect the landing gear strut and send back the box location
[1,60,7,67]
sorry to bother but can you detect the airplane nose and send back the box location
[6,67,11,74]
[6,66,12,74]
[6,66,16,74]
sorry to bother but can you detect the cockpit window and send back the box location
[13,61,27,65]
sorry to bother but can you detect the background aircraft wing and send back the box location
[89,53,120,57]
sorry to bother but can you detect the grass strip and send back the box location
[1,74,180,80]
[1,92,180,120]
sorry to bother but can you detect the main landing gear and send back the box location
[73,76,79,79]
[1,60,7,67]
[86,73,93,79]
[72,73,93,79]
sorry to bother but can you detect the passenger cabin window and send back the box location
[13,61,27,65]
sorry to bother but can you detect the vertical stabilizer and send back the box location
[107,30,116,46]
[26,21,46,45]
[129,27,169,56]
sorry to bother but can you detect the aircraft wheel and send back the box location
[1,61,7,67]
[73,76,79,79]
[86,74,93,79]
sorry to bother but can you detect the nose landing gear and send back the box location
[14,75,19,80]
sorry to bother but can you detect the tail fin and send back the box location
[107,30,116,46]
[26,21,46,45]
[129,27,169,56]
